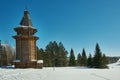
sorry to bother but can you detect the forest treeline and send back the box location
[37,41,108,68]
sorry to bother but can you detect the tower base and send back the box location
[14,60,43,69]
[15,61,37,68]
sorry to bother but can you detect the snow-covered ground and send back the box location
[108,58,120,69]
[0,61,120,80]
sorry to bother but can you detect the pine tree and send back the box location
[77,53,82,66]
[45,41,54,67]
[58,42,68,66]
[52,41,59,67]
[69,49,76,66]
[81,48,87,66]
[93,43,102,68]
[87,53,93,68]
[45,41,68,67]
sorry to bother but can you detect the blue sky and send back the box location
[0,0,120,56]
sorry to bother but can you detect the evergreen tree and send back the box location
[45,41,54,67]
[45,41,68,67]
[77,53,82,66]
[102,54,108,68]
[58,42,68,66]
[69,49,76,66]
[81,48,87,66]
[87,53,93,68]
[37,47,44,60]
[52,41,59,67]
[93,43,102,68]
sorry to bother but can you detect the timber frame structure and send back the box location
[13,10,41,68]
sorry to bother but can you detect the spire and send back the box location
[20,10,33,27]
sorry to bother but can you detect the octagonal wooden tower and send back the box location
[13,10,39,68]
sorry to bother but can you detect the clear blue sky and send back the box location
[0,0,120,56]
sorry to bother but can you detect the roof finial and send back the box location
[20,6,33,27]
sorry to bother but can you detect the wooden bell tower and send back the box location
[13,10,39,68]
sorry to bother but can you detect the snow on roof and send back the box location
[37,60,43,63]
[31,60,37,61]
[1,44,9,46]
[20,26,35,29]
[13,60,20,62]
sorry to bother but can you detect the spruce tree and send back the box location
[37,47,44,60]
[69,49,76,66]
[77,53,82,66]
[87,53,93,68]
[81,48,87,66]
[102,54,108,68]
[93,43,102,68]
